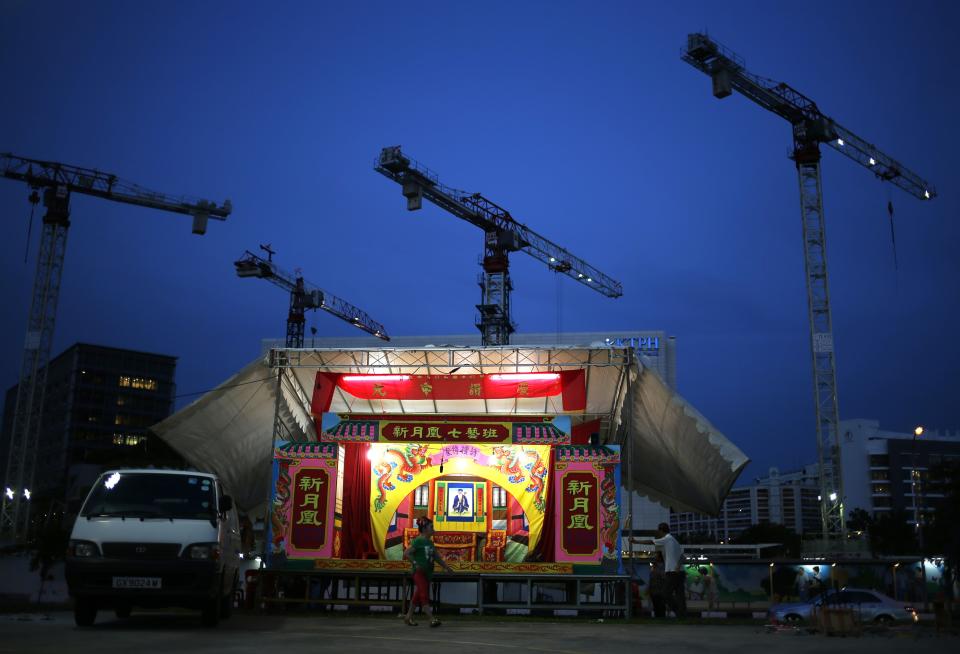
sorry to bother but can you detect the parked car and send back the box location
[65,469,241,627]
[770,587,918,625]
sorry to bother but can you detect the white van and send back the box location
[65,469,241,627]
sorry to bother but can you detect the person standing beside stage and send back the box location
[700,566,718,611]
[403,517,453,627]
[795,566,809,601]
[634,523,686,618]
[648,551,667,618]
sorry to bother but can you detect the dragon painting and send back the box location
[489,446,526,485]
[270,460,293,548]
[373,444,431,511]
[600,466,620,559]
[522,449,547,513]
[490,446,548,512]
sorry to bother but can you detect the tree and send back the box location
[847,507,873,534]
[867,509,917,556]
[925,462,960,599]
[733,522,801,558]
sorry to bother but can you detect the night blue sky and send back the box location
[1,1,957,482]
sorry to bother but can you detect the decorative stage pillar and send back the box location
[267,442,339,564]
[553,445,622,567]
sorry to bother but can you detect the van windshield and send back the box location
[81,472,217,521]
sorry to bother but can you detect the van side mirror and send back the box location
[219,495,234,514]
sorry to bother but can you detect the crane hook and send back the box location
[887,200,899,271]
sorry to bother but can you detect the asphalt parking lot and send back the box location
[0,611,956,654]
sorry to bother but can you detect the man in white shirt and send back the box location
[635,522,687,618]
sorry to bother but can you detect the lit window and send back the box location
[413,484,429,508]
[492,486,507,509]
[119,376,157,391]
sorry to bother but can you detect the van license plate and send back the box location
[112,577,161,589]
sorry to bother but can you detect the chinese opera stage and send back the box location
[152,343,748,591]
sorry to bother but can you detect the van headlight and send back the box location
[184,543,220,560]
[69,540,100,557]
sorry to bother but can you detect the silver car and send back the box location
[770,587,918,625]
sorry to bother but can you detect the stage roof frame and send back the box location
[151,344,748,518]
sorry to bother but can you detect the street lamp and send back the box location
[22,488,30,500]
[4,488,13,501]
[912,425,927,611]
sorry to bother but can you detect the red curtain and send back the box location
[572,418,601,445]
[339,443,375,559]
[529,447,557,562]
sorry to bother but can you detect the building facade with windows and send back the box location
[837,419,960,522]
[670,464,821,542]
[1,343,180,500]
[668,419,960,543]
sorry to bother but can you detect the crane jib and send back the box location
[681,31,937,542]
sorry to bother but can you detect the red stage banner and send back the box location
[381,419,510,442]
[320,414,571,444]
[311,370,586,413]
[558,470,600,558]
[290,467,330,551]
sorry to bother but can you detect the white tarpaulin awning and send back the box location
[151,345,748,515]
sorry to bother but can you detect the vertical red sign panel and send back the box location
[559,470,600,558]
[290,468,329,551]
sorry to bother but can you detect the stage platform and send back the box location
[253,561,631,617]
[307,559,575,575]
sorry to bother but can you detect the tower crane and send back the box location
[0,153,231,542]
[682,34,937,541]
[375,146,622,345]
[234,245,390,346]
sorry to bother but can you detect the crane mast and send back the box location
[682,34,936,542]
[375,146,622,345]
[0,154,231,543]
[234,247,390,346]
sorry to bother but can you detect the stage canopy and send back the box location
[150,345,748,515]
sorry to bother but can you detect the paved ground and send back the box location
[0,611,956,654]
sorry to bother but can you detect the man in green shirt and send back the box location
[403,517,453,627]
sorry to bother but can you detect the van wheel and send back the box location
[115,605,132,619]
[74,602,97,627]
[201,595,221,627]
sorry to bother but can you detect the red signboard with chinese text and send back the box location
[381,420,510,442]
[320,414,571,444]
[290,468,330,551]
[558,469,600,559]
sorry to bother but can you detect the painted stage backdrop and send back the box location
[367,442,552,558]
[266,442,339,566]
